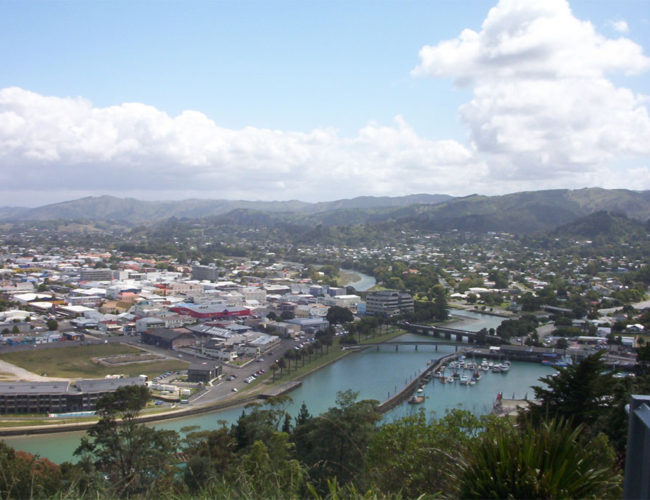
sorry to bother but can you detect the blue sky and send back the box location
[1,0,649,206]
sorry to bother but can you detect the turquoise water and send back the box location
[2,310,552,463]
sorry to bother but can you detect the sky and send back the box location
[1,0,649,207]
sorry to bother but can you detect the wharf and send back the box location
[258,381,302,399]
[376,349,468,413]
[492,398,531,417]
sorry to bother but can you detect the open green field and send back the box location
[1,344,189,379]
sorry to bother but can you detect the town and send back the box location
[0,223,647,419]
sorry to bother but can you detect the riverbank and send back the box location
[0,328,408,437]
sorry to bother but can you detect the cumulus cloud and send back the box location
[413,0,650,182]
[0,87,487,205]
[610,19,629,34]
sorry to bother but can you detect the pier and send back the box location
[376,350,468,413]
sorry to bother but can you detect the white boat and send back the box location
[408,394,425,404]
[501,361,511,373]
[460,375,470,385]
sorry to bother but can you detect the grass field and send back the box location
[1,344,189,379]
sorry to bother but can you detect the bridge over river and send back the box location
[349,340,466,352]
[399,321,481,343]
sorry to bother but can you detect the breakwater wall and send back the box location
[376,350,466,414]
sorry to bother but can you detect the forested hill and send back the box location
[0,193,452,223]
[550,211,650,241]
[387,188,650,234]
[1,188,649,235]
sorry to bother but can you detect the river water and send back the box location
[2,309,552,463]
[341,269,376,291]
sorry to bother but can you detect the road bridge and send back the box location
[400,321,480,343]
[355,340,465,352]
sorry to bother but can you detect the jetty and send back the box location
[377,349,467,413]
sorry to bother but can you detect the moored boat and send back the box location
[408,394,425,404]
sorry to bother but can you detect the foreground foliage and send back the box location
[454,419,621,499]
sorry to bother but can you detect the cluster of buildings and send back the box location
[0,250,411,365]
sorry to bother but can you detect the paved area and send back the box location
[0,359,69,382]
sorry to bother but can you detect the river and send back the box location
[341,269,376,291]
[2,309,552,463]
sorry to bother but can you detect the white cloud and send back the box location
[413,0,650,182]
[0,87,487,205]
[610,19,629,34]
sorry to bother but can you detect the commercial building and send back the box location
[365,290,414,316]
[79,268,114,282]
[187,362,222,383]
[0,377,146,414]
[169,302,250,320]
[191,264,219,281]
[141,328,197,349]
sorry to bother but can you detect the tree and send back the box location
[528,352,615,432]
[488,270,509,289]
[0,442,62,499]
[182,426,236,492]
[556,337,569,349]
[429,284,449,321]
[280,310,295,321]
[368,409,482,497]
[46,319,58,331]
[295,402,311,426]
[454,420,621,499]
[635,343,650,380]
[293,390,381,493]
[75,385,179,497]
[235,433,306,498]
[326,306,354,325]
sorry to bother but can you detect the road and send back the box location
[0,330,305,408]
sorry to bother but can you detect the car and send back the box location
[232,387,238,392]
[257,358,264,362]
[154,400,163,406]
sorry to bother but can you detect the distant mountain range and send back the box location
[1,188,649,235]
[0,193,452,224]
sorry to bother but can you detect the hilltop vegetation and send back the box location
[1,189,649,237]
